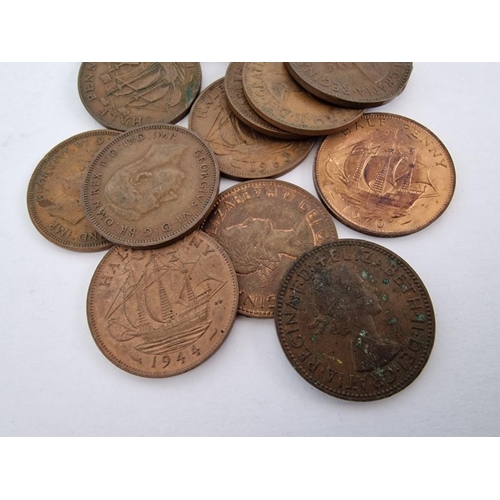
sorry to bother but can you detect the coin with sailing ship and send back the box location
[27,130,119,252]
[202,180,338,317]
[189,78,314,179]
[275,240,435,401]
[87,230,238,377]
[78,63,202,131]
[242,62,364,136]
[314,113,456,237]
[82,124,219,247]
[286,62,413,108]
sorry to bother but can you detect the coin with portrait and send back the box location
[275,239,435,401]
[82,124,219,247]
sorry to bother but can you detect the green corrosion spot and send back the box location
[382,278,390,285]
[310,335,318,343]
[400,284,408,291]
[416,313,427,322]
[388,317,398,326]
[361,270,369,279]
[374,367,385,378]
[381,294,388,302]
[359,330,368,337]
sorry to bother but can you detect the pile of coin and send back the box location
[27,62,455,400]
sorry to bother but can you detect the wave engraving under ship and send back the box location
[333,128,437,213]
[106,253,224,355]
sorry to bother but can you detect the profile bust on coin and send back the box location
[104,143,187,221]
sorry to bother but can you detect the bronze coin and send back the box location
[286,62,413,108]
[202,180,338,317]
[314,113,456,237]
[78,63,202,131]
[242,62,364,136]
[224,63,303,140]
[189,78,315,180]
[27,130,119,252]
[82,124,219,247]
[87,231,238,377]
[275,239,435,401]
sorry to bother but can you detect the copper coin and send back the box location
[286,62,413,108]
[78,63,202,131]
[275,239,435,401]
[242,62,364,136]
[87,231,238,377]
[82,124,219,247]
[314,113,456,237]
[224,63,303,140]
[189,78,314,180]
[202,180,338,317]
[27,130,119,252]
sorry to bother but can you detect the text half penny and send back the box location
[87,231,239,377]
[286,62,413,108]
[314,113,456,237]
[82,124,219,248]
[202,180,338,317]
[275,240,435,401]
[242,62,364,136]
[27,130,119,252]
[189,78,315,180]
[224,63,303,140]
[78,63,202,131]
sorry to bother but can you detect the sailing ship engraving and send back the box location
[327,128,438,217]
[105,250,225,355]
[100,62,188,111]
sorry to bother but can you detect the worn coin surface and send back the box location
[202,180,338,317]
[78,63,202,131]
[27,130,119,251]
[189,78,314,179]
[286,63,413,108]
[275,239,435,401]
[314,113,456,237]
[224,63,303,140]
[242,62,364,136]
[82,124,219,247]
[87,230,238,377]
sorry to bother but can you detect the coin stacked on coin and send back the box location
[26,63,454,401]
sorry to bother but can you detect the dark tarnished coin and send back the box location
[82,124,219,247]
[314,113,456,237]
[242,62,364,136]
[286,62,413,108]
[189,78,314,180]
[275,239,435,401]
[27,130,119,251]
[224,63,303,140]
[78,63,202,131]
[87,231,238,377]
[202,180,338,317]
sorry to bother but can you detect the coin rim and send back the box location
[27,129,118,252]
[78,63,202,131]
[313,112,457,237]
[286,62,413,108]
[224,63,304,140]
[82,124,220,247]
[275,239,435,401]
[86,231,239,377]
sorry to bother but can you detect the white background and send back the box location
[1,62,499,437]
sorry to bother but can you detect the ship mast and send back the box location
[153,255,175,323]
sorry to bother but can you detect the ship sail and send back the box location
[105,63,162,97]
[106,252,224,354]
